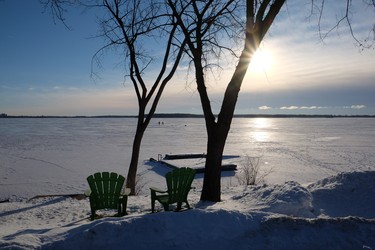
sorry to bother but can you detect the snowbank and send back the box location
[1,171,375,249]
[309,171,375,218]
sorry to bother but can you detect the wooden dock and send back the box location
[151,153,238,173]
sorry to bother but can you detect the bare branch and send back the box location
[40,0,77,29]
[315,0,374,49]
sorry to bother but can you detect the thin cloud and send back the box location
[278,105,366,110]
[280,106,299,110]
[258,105,272,110]
[1,85,20,91]
[300,106,326,110]
[350,105,366,109]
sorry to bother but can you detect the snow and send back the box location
[1,118,375,249]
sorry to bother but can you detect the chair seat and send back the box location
[155,194,169,204]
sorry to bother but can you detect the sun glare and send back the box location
[250,49,273,73]
[250,118,272,142]
[253,118,271,129]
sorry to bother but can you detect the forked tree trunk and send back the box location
[200,41,256,202]
[199,0,285,202]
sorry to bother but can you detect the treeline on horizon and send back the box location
[1,113,374,118]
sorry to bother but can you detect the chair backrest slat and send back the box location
[87,172,125,210]
[166,167,195,203]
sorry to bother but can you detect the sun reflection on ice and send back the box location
[253,118,270,129]
[250,118,272,142]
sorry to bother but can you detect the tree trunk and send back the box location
[126,113,146,195]
[200,124,228,201]
[200,40,256,202]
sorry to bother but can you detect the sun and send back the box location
[249,49,273,73]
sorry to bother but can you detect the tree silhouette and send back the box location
[42,0,186,194]
[166,0,374,201]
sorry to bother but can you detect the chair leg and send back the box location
[176,202,182,211]
[185,200,190,209]
[151,190,157,213]
[151,198,155,213]
[90,210,96,221]
[163,203,169,211]
[121,196,128,216]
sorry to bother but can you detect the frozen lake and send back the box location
[1,117,374,200]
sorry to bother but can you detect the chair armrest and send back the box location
[121,188,131,196]
[150,187,167,193]
[84,189,91,197]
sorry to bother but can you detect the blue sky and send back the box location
[1,0,374,116]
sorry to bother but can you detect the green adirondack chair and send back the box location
[86,172,130,220]
[150,167,196,213]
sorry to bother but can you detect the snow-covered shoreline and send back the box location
[1,171,375,249]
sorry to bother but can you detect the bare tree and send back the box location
[166,0,284,201]
[167,0,374,201]
[42,0,186,195]
[101,1,188,195]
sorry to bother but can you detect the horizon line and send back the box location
[1,113,375,118]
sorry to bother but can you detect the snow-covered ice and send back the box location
[0,118,375,249]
